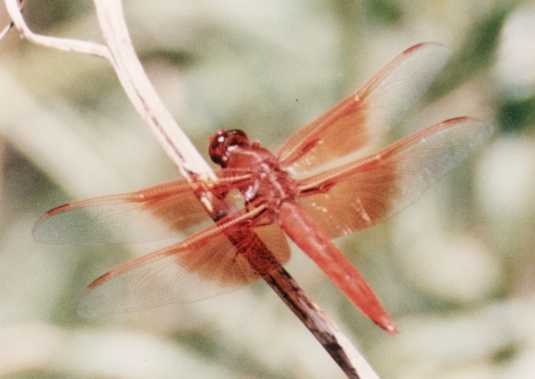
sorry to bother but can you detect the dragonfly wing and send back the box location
[297,117,494,238]
[277,42,450,176]
[33,176,251,244]
[78,206,291,317]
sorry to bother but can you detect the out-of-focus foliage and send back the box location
[1,1,535,378]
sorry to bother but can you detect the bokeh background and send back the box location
[1,1,535,378]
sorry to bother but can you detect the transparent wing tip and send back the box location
[403,41,447,54]
[77,292,102,319]
[32,205,70,244]
[443,116,496,141]
[77,282,125,319]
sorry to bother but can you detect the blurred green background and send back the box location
[1,1,535,378]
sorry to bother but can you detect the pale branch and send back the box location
[4,0,217,189]
[92,0,216,184]
[0,0,21,40]
[4,0,109,59]
[1,1,382,378]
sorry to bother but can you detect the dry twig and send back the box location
[0,0,21,40]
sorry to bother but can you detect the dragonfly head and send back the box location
[209,129,250,168]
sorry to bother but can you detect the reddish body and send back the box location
[208,130,396,331]
[34,42,493,333]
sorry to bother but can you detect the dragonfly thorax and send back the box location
[225,144,298,210]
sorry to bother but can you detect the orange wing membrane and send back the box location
[297,117,494,238]
[33,176,250,244]
[78,205,291,317]
[277,42,450,177]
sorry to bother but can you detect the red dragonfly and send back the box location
[34,42,492,334]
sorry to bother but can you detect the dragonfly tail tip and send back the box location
[375,315,399,335]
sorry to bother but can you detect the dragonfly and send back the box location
[34,42,493,334]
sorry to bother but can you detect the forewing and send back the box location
[78,207,291,317]
[33,176,249,244]
[277,42,450,176]
[297,117,493,238]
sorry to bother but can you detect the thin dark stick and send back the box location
[195,188,366,379]
[264,268,361,379]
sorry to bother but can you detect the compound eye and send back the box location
[208,129,249,167]
[208,131,228,166]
